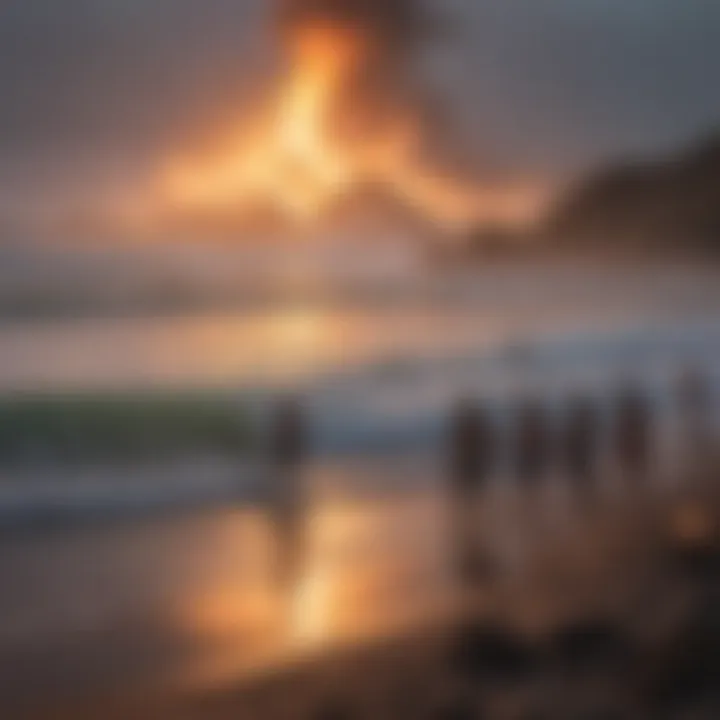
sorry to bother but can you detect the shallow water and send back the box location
[2,262,719,393]
[1,262,719,516]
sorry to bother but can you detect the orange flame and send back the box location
[161,20,542,233]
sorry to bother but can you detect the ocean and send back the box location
[1,260,719,521]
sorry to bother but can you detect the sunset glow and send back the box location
[161,18,541,233]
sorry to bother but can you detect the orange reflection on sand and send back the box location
[291,564,332,644]
[185,584,279,639]
[289,501,366,645]
[170,491,452,691]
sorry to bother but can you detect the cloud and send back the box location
[0,0,719,234]
[447,0,720,172]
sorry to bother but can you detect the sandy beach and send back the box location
[1,459,717,720]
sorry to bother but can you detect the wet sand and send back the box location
[1,463,718,719]
[0,463,454,715]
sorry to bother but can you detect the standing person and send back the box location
[269,394,308,585]
[677,368,714,482]
[563,395,600,505]
[511,397,552,561]
[515,398,551,489]
[613,385,652,491]
[447,398,497,581]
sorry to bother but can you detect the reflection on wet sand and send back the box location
[1,451,718,720]
[0,482,454,710]
[172,488,453,691]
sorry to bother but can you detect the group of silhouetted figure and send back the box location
[448,387,653,502]
[449,371,714,497]
[446,387,654,578]
[266,370,714,582]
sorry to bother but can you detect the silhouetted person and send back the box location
[269,395,308,583]
[514,398,551,488]
[447,398,497,580]
[613,386,652,487]
[677,368,714,477]
[563,396,600,502]
[448,399,496,493]
[271,394,307,471]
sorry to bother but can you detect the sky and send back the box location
[1,0,719,241]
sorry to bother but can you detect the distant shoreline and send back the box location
[1,252,720,324]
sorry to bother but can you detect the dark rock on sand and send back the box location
[449,622,539,684]
[670,534,720,582]
[547,619,635,676]
[315,701,356,720]
[433,699,479,720]
[642,594,720,713]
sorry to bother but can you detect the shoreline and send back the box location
[9,483,718,720]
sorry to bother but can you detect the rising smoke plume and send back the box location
[277,0,435,148]
[278,0,429,61]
